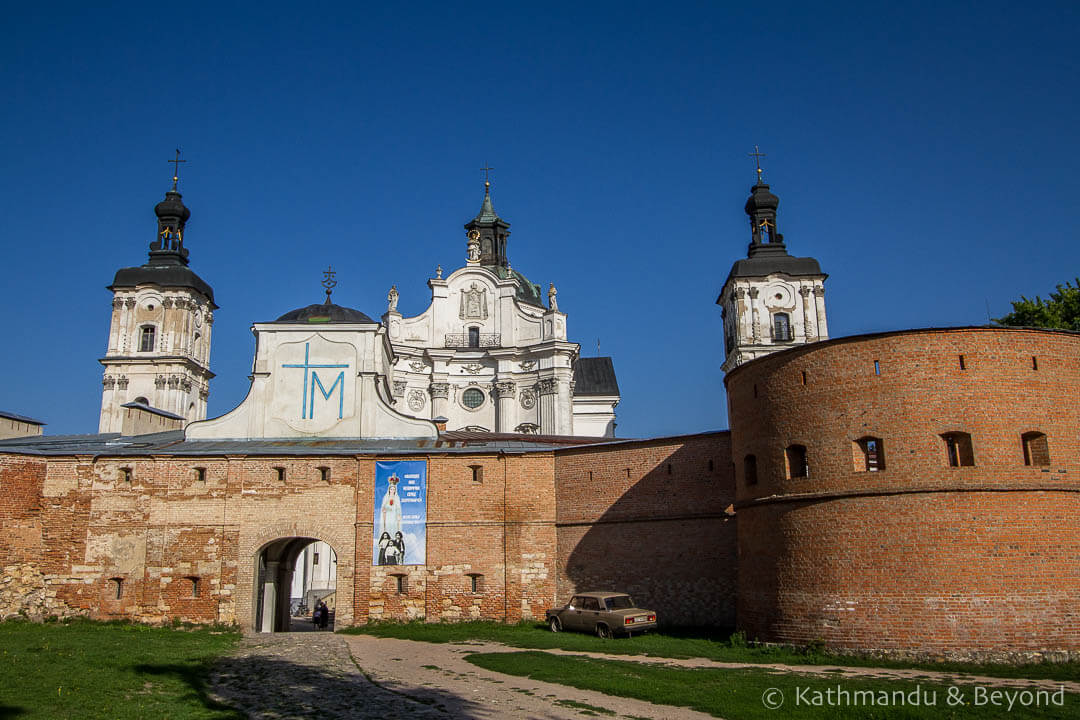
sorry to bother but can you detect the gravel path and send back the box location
[208,631,1077,719]
[209,631,714,719]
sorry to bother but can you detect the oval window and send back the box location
[462,388,485,409]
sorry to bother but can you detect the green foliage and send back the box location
[467,651,1078,719]
[996,279,1080,330]
[0,618,241,719]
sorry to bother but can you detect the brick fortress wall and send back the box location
[554,434,737,627]
[726,327,1080,656]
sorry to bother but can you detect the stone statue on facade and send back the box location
[548,283,558,311]
[387,285,399,312]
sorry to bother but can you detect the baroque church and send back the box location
[2,160,1078,660]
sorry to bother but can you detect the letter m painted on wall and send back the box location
[311,371,345,420]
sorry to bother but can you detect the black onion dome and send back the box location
[155,190,191,223]
[274,302,375,324]
[744,183,779,214]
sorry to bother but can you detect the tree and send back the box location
[996,279,1080,331]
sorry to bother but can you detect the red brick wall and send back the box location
[554,434,737,627]
[726,327,1080,653]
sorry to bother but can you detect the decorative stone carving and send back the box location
[536,378,557,396]
[180,378,192,392]
[205,311,214,325]
[428,383,449,399]
[466,230,481,262]
[167,376,180,389]
[435,264,443,279]
[519,388,537,410]
[408,361,428,373]
[515,422,540,434]
[387,285,399,312]
[799,286,812,298]
[162,298,175,309]
[748,287,760,299]
[569,381,576,395]
[392,380,407,397]
[124,298,137,309]
[155,375,166,389]
[407,389,426,412]
[461,363,484,374]
[199,389,209,401]
[102,376,116,389]
[493,381,516,399]
[116,375,129,390]
[519,360,536,372]
[459,282,489,320]
[548,283,558,311]
[112,298,123,310]
[813,286,825,297]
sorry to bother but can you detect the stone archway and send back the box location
[254,537,339,632]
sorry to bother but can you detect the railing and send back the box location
[444,333,501,348]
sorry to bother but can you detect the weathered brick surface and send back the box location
[726,327,1080,652]
[554,434,737,627]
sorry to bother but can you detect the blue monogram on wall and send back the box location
[281,343,349,420]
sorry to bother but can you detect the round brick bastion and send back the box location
[725,326,1080,658]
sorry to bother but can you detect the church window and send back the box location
[942,432,974,467]
[772,313,791,342]
[394,574,407,594]
[120,466,133,483]
[462,388,485,409]
[274,466,286,482]
[1021,432,1050,466]
[853,437,885,472]
[468,327,480,348]
[139,325,156,352]
[467,573,484,593]
[187,576,200,597]
[469,464,483,483]
[743,454,758,485]
[193,467,206,483]
[785,445,808,478]
[318,466,331,483]
[110,577,123,599]
[874,360,881,376]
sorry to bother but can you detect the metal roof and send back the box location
[0,410,46,425]
[572,357,620,396]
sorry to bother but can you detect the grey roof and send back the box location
[110,262,216,306]
[120,402,185,420]
[0,410,45,425]
[0,430,584,457]
[273,302,375,324]
[573,357,620,396]
[485,265,545,307]
[724,248,825,286]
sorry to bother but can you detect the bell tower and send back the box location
[463,167,511,268]
[717,149,828,373]
[98,153,217,433]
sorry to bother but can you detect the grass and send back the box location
[466,650,1077,719]
[340,621,1080,682]
[0,618,242,719]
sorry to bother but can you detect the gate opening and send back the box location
[254,537,338,632]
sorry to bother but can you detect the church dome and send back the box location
[274,302,375,324]
[154,189,191,223]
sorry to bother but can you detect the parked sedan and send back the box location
[546,592,657,638]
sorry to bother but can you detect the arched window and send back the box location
[773,313,791,342]
[133,396,149,406]
[743,454,758,485]
[139,325,156,352]
[785,444,808,478]
[1021,432,1050,466]
[110,577,123,599]
[853,437,885,472]
[941,432,974,467]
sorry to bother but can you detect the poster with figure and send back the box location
[373,460,426,566]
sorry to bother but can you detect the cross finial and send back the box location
[480,162,494,191]
[168,149,186,191]
[321,265,337,303]
[748,145,766,184]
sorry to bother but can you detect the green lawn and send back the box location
[0,619,242,720]
[341,621,1080,682]
[466,650,1077,720]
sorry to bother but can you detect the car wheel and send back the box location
[595,623,611,639]
[549,617,561,633]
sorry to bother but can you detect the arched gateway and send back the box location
[254,537,340,632]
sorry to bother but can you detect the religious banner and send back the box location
[372,460,427,566]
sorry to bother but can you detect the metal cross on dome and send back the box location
[321,265,337,303]
[168,149,186,190]
[748,145,766,183]
[480,162,494,186]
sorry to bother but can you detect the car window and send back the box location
[569,596,583,609]
[606,595,633,610]
[582,597,600,611]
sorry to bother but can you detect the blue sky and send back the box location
[2,1,1078,438]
